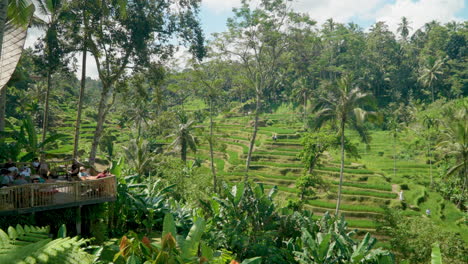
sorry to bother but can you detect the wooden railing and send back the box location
[0,176,117,214]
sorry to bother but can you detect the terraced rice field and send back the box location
[191,111,468,241]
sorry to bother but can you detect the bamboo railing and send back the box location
[0,176,117,214]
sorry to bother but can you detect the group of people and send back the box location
[0,158,112,187]
[0,158,48,187]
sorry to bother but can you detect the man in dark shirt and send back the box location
[4,159,16,169]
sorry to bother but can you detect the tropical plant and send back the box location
[312,76,377,214]
[168,111,197,163]
[292,213,393,263]
[436,103,467,207]
[419,57,444,103]
[34,0,72,157]
[0,116,66,161]
[397,16,412,41]
[431,243,443,264]
[123,138,155,176]
[86,0,205,166]
[0,224,94,263]
[202,182,294,262]
[113,213,235,264]
[298,132,336,175]
[0,0,34,132]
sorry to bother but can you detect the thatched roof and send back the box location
[0,21,28,91]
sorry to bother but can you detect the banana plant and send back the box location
[0,116,66,161]
[293,213,394,264]
[114,213,234,264]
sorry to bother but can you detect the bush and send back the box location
[400,184,410,190]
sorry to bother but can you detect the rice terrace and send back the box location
[0,0,466,263]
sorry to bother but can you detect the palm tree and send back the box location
[422,114,439,186]
[35,0,68,159]
[312,76,376,215]
[123,138,154,176]
[419,57,444,103]
[436,104,467,208]
[397,16,412,41]
[168,112,197,163]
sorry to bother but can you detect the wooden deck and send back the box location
[0,176,117,215]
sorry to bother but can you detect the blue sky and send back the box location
[199,0,468,38]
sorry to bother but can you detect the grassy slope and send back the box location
[188,105,467,243]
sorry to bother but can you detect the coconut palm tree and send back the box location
[312,76,377,215]
[168,111,197,163]
[34,0,70,159]
[397,16,412,41]
[419,57,444,103]
[436,104,467,207]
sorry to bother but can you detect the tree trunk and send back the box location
[209,99,217,192]
[0,0,7,133]
[88,86,110,166]
[245,91,260,180]
[181,136,186,163]
[303,90,307,127]
[0,86,6,133]
[429,146,433,187]
[41,71,52,160]
[431,83,434,103]
[335,119,345,215]
[393,130,396,178]
[73,34,87,160]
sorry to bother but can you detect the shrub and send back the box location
[400,184,409,190]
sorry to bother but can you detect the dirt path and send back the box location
[391,184,399,193]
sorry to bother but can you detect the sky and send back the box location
[25,0,468,79]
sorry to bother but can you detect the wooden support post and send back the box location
[76,205,82,236]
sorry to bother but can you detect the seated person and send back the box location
[13,174,28,185]
[31,175,45,183]
[96,169,110,179]
[3,158,16,169]
[0,171,13,187]
[69,162,80,181]
[8,165,19,175]
[32,158,40,173]
[20,165,31,178]
[39,162,49,179]
[79,167,89,177]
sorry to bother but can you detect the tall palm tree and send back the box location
[397,16,412,41]
[168,112,197,163]
[422,114,439,186]
[35,0,68,159]
[436,104,467,208]
[312,76,376,215]
[419,57,444,103]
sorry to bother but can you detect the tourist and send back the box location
[79,167,89,178]
[398,190,404,201]
[13,174,28,185]
[31,175,45,183]
[96,169,109,179]
[20,165,31,177]
[425,208,431,216]
[39,162,49,179]
[32,158,40,173]
[0,170,13,187]
[68,162,80,180]
[3,158,16,169]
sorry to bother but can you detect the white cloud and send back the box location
[374,0,465,34]
[202,0,242,13]
[292,0,383,24]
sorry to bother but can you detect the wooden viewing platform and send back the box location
[0,176,117,215]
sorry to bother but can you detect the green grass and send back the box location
[307,200,385,214]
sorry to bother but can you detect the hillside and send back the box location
[188,105,467,242]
